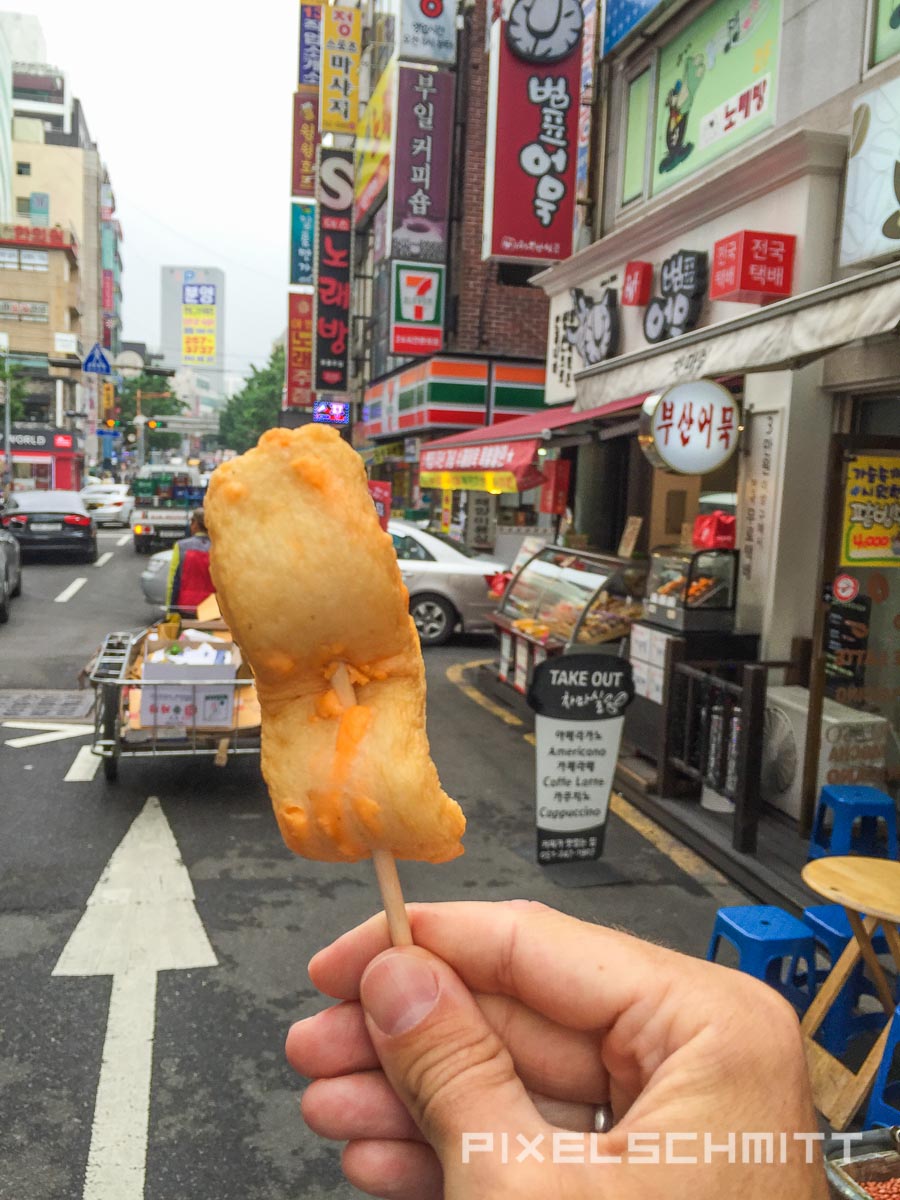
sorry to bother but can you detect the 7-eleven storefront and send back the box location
[357,355,547,528]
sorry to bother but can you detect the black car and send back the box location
[0,523,22,622]
[1,489,98,564]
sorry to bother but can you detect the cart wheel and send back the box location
[100,684,120,784]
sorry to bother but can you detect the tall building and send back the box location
[159,266,226,413]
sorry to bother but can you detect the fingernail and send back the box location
[362,952,440,1037]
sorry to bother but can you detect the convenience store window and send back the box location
[621,68,652,206]
[870,0,900,66]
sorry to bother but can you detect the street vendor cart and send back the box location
[88,619,261,782]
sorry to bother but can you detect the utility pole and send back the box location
[0,332,11,496]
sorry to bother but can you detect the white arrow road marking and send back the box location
[55,577,87,603]
[54,796,217,1200]
[116,534,130,547]
[4,721,94,748]
[94,552,113,568]
[65,745,101,781]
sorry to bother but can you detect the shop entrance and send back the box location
[804,430,900,827]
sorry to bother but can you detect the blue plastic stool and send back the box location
[865,1005,900,1128]
[707,906,817,1014]
[808,786,899,861]
[802,904,890,1055]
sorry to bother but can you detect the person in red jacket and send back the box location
[166,508,214,615]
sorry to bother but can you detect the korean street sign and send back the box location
[313,148,354,393]
[320,6,361,135]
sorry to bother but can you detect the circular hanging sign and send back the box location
[638,380,741,475]
[833,573,860,603]
[505,0,584,63]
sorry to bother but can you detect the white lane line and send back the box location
[116,534,130,547]
[4,721,94,748]
[94,552,114,568]
[54,577,87,603]
[65,745,101,782]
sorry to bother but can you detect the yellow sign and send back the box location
[354,60,395,220]
[320,6,361,135]
[182,303,217,365]
[419,470,521,493]
[101,380,115,417]
[372,440,404,464]
[840,454,900,568]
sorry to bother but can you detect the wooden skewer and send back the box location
[332,663,413,947]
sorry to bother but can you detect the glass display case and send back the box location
[490,547,647,692]
[643,546,738,632]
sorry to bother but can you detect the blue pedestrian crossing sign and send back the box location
[83,343,112,375]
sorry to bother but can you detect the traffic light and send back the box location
[103,417,120,429]
[147,418,164,431]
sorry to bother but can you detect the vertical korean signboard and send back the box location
[390,261,445,355]
[314,148,353,393]
[320,6,361,135]
[298,2,322,86]
[290,201,316,286]
[286,293,314,408]
[527,656,634,864]
[482,2,583,263]
[291,89,320,198]
[181,282,217,365]
[354,60,396,225]
[389,66,454,262]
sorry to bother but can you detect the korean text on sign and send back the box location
[320,6,361,134]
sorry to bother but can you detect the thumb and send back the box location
[360,946,541,1159]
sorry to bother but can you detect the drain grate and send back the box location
[0,690,96,721]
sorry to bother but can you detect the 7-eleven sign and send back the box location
[390,260,445,356]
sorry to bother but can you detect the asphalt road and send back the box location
[0,537,746,1200]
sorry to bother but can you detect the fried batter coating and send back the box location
[204,425,465,863]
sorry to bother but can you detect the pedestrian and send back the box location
[288,901,828,1199]
[166,507,214,616]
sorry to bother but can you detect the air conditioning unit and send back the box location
[762,686,890,820]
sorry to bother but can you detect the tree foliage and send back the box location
[218,345,285,453]
[0,364,33,425]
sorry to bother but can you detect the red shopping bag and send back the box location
[692,510,736,550]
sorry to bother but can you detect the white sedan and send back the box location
[80,483,134,527]
[388,519,507,646]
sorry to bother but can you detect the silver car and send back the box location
[388,519,506,646]
[80,483,134,527]
[140,522,507,647]
[0,522,22,623]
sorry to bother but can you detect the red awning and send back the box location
[420,436,546,490]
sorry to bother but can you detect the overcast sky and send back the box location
[7,1,296,383]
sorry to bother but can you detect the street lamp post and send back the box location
[0,332,11,494]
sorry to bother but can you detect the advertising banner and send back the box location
[573,0,596,248]
[652,0,780,196]
[399,0,457,65]
[100,183,114,222]
[313,148,354,393]
[102,269,115,312]
[298,1,322,86]
[389,67,454,262]
[390,260,445,356]
[354,60,396,225]
[291,86,320,198]
[527,655,634,865]
[320,6,361,134]
[840,455,900,569]
[367,480,392,530]
[29,192,49,227]
[290,201,316,286]
[602,0,664,55]
[181,304,216,364]
[874,0,900,65]
[482,13,582,263]
[841,75,900,267]
[286,292,314,408]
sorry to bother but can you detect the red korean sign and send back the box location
[313,147,353,394]
[291,86,320,198]
[102,269,114,312]
[0,223,76,250]
[367,480,392,531]
[481,19,581,263]
[286,293,314,408]
[709,231,796,304]
[539,458,571,515]
[622,261,652,306]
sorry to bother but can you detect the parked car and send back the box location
[80,483,134,527]
[142,523,507,646]
[141,548,171,607]
[1,490,98,563]
[0,523,22,623]
[388,519,507,646]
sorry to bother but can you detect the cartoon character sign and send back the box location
[505,0,584,63]
[565,287,620,365]
[659,47,706,173]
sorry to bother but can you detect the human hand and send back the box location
[287,901,828,1200]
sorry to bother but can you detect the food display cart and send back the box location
[490,546,648,695]
[88,606,260,781]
